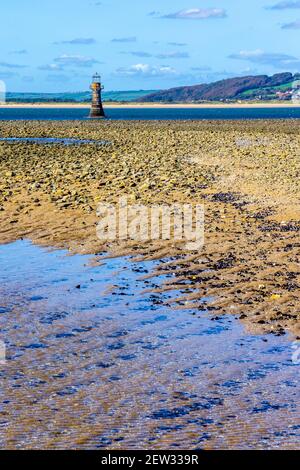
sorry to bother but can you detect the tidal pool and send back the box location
[0,240,298,449]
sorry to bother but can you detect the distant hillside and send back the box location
[6,90,157,103]
[139,73,299,103]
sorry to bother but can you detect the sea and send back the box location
[0,106,300,120]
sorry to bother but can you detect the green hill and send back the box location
[139,73,300,103]
[6,90,157,103]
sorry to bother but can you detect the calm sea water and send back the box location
[0,107,299,120]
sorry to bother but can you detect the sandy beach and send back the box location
[0,119,299,337]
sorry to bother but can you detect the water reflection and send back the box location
[0,240,298,449]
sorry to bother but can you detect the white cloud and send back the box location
[10,49,27,55]
[156,52,189,59]
[111,36,137,43]
[162,8,227,20]
[54,38,96,45]
[38,64,62,71]
[0,62,27,69]
[122,51,189,59]
[116,63,177,78]
[229,49,300,69]
[282,19,300,28]
[53,54,100,67]
[168,42,188,47]
[266,1,300,9]
[127,51,152,58]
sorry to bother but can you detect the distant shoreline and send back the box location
[1,102,300,109]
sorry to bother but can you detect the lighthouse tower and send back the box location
[89,73,105,118]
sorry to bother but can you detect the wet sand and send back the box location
[0,120,299,337]
[0,240,298,449]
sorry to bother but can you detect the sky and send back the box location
[0,0,299,92]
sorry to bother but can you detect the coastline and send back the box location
[1,101,300,109]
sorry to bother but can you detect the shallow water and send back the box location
[0,240,298,449]
[0,137,111,145]
[0,107,300,120]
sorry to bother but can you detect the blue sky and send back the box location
[0,0,299,92]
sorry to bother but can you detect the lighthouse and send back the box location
[89,73,105,118]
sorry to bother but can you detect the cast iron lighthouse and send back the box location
[89,73,105,118]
